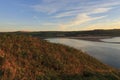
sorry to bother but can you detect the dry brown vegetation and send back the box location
[0,34,119,80]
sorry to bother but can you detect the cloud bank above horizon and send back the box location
[0,0,120,31]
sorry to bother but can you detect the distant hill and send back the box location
[0,34,119,80]
[3,29,120,38]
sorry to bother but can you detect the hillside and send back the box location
[0,34,120,80]
[6,29,120,38]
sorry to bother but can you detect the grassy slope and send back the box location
[0,34,119,80]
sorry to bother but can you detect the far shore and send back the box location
[43,36,120,44]
[67,36,120,44]
[68,36,112,42]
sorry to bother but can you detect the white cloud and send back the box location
[58,7,111,30]
[30,0,120,31]
[54,7,111,18]
[89,8,112,14]
[54,10,81,18]
[31,0,120,15]
[59,13,106,30]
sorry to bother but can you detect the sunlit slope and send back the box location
[0,34,119,80]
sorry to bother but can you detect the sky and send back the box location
[0,0,120,31]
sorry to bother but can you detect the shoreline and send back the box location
[67,36,120,44]
[68,36,111,42]
[43,36,120,44]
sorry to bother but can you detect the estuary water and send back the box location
[101,37,120,43]
[47,38,120,69]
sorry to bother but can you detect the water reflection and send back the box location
[47,38,120,69]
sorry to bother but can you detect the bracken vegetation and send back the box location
[0,34,119,80]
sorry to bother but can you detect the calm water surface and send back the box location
[47,38,120,69]
[101,37,120,43]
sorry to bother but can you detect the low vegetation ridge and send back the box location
[4,29,120,38]
[0,34,120,80]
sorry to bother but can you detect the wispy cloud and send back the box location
[54,10,80,18]
[58,7,111,30]
[54,7,111,18]
[89,8,112,14]
[59,13,106,30]
[31,0,120,15]
[30,0,120,30]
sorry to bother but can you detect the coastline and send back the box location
[67,36,120,44]
[43,36,120,44]
[67,36,112,42]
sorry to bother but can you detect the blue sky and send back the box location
[0,0,120,31]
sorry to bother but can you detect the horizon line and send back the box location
[0,29,119,33]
